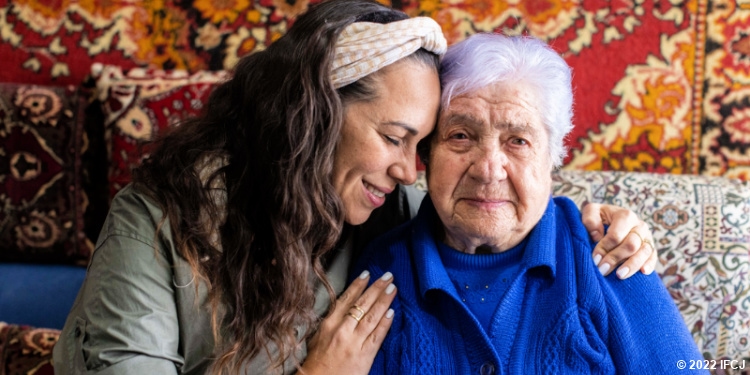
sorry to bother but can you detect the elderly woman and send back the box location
[354,33,705,374]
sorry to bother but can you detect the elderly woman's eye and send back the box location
[449,132,468,140]
[511,137,528,145]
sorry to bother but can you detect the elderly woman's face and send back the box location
[428,81,553,253]
[333,60,440,225]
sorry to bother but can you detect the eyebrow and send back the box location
[443,113,483,128]
[383,121,418,135]
[497,121,534,133]
[444,112,538,135]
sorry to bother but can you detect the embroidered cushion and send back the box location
[0,322,57,375]
[0,83,93,264]
[92,64,229,199]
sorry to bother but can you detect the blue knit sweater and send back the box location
[355,196,706,375]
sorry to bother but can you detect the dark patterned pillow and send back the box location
[92,64,229,199]
[0,84,92,264]
[0,322,57,375]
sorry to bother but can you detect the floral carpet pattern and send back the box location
[1,0,749,179]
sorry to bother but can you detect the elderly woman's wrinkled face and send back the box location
[333,60,440,225]
[428,81,553,253]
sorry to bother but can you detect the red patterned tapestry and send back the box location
[0,0,748,180]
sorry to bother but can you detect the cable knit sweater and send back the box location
[355,195,706,375]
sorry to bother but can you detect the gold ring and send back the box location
[630,230,644,245]
[631,230,654,251]
[642,238,654,251]
[347,305,365,322]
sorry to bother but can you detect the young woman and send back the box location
[53,1,656,374]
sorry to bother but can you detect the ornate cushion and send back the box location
[92,64,229,199]
[551,170,750,364]
[0,84,92,264]
[0,322,57,375]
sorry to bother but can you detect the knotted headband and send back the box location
[330,17,447,89]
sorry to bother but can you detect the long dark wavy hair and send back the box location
[132,0,438,373]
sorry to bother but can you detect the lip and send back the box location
[362,181,392,208]
[460,198,508,209]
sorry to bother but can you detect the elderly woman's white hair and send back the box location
[438,33,574,168]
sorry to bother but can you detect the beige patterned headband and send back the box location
[330,17,447,89]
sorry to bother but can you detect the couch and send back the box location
[1,66,749,374]
[550,170,750,374]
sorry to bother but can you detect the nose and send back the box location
[468,144,507,183]
[389,152,418,185]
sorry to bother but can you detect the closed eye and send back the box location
[384,135,401,146]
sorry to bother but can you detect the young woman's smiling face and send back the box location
[332,59,440,225]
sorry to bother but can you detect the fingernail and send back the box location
[643,263,654,275]
[358,270,370,279]
[616,266,630,279]
[386,309,394,319]
[380,272,393,281]
[598,263,611,275]
[593,254,602,265]
[385,284,396,295]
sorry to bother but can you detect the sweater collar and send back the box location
[411,195,558,299]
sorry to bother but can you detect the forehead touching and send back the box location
[346,59,440,135]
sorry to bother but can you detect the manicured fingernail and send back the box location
[358,270,370,279]
[593,254,602,265]
[385,284,396,295]
[386,309,394,319]
[616,267,630,279]
[380,272,393,281]
[598,263,611,275]
[643,263,654,275]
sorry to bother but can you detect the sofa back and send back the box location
[552,170,750,365]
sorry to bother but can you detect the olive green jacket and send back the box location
[52,184,423,374]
